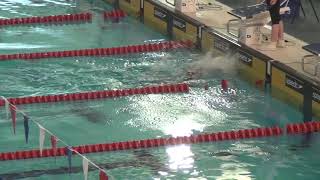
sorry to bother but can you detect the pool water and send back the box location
[0,0,320,180]
[0,0,162,54]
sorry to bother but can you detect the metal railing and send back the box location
[165,0,175,6]
[227,19,241,38]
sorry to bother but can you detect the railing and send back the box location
[165,0,175,6]
[227,19,241,38]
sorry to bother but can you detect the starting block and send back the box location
[175,0,197,13]
[228,3,268,20]
[302,43,320,77]
[227,3,290,45]
[303,43,320,56]
[174,0,222,13]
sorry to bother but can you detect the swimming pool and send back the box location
[0,0,319,179]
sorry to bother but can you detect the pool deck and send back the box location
[155,0,320,86]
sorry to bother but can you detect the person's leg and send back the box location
[278,20,284,40]
[261,12,279,50]
[271,24,280,42]
[259,0,282,50]
[270,0,285,48]
[276,20,286,47]
[273,0,286,47]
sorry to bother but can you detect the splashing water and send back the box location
[186,51,240,79]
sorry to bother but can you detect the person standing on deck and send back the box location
[258,0,286,50]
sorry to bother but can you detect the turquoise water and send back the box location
[0,0,319,180]
[0,0,162,54]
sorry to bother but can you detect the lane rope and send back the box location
[104,9,126,20]
[0,125,283,161]
[0,40,193,61]
[0,12,92,27]
[0,83,189,107]
[286,121,320,134]
[2,120,320,161]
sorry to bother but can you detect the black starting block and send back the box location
[228,3,268,19]
[302,43,320,76]
[303,43,320,56]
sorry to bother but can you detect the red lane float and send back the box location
[0,126,282,161]
[286,121,320,134]
[0,40,193,61]
[0,12,92,27]
[104,9,126,20]
[0,83,189,107]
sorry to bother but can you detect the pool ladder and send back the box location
[301,55,320,78]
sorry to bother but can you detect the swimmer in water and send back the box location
[133,150,169,173]
[185,66,203,81]
[186,71,196,80]
[209,151,237,157]
[221,79,237,95]
[70,105,107,124]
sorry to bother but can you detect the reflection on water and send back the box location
[163,115,205,137]
[166,145,195,170]
[217,163,252,180]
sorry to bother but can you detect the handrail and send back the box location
[227,19,240,38]
[165,0,175,6]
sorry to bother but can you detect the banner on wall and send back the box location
[173,16,186,32]
[285,74,304,94]
[154,7,167,21]
[238,50,253,66]
[214,36,231,53]
[313,86,320,103]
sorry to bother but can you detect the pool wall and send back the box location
[104,0,320,120]
[105,0,116,5]
[119,0,141,17]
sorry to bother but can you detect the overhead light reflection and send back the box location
[163,115,205,137]
[166,145,194,170]
[216,163,252,180]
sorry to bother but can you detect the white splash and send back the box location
[186,51,240,78]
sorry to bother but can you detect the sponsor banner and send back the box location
[285,74,304,94]
[154,7,167,21]
[173,16,186,32]
[313,86,320,103]
[214,36,230,53]
[238,50,253,66]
